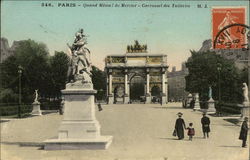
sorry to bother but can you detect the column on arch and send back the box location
[165,69,168,103]
[145,68,151,103]
[124,69,129,104]
[161,68,167,104]
[108,69,114,104]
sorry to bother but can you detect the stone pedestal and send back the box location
[145,93,151,104]
[31,101,42,116]
[207,98,216,114]
[44,83,113,150]
[124,94,129,104]
[187,93,193,108]
[108,94,114,104]
[59,100,64,115]
[238,101,250,123]
[161,94,167,104]
[193,94,200,111]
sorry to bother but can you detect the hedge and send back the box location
[215,102,241,114]
[0,104,32,116]
[39,99,61,110]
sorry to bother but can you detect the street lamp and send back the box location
[217,63,222,102]
[18,65,23,118]
[217,63,222,116]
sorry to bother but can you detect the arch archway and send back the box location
[151,85,161,103]
[114,86,124,104]
[129,75,145,103]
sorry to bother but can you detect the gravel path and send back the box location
[1,103,249,160]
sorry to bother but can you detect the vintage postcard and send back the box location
[0,0,249,160]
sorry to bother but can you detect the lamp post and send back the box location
[18,65,23,118]
[217,64,221,102]
[217,63,222,115]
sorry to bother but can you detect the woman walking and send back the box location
[239,117,248,148]
[174,112,186,140]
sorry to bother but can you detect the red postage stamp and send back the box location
[212,7,247,49]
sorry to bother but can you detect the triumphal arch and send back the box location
[105,41,168,104]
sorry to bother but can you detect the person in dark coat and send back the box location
[201,112,210,138]
[175,112,186,140]
[239,117,249,148]
[97,103,103,111]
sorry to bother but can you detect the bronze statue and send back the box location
[127,40,147,53]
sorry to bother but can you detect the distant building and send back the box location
[167,63,189,102]
[199,39,249,70]
[0,37,21,63]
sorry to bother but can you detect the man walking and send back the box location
[201,112,210,138]
[239,117,249,148]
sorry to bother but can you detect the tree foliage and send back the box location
[0,39,106,104]
[0,40,70,103]
[0,40,50,102]
[0,89,18,104]
[45,51,70,98]
[185,50,245,103]
[91,66,106,100]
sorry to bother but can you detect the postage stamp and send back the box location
[212,7,247,49]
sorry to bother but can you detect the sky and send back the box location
[1,0,249,70]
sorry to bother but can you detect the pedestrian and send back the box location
[187,123,195,141]
[97,103,103,111]
[239,117,249,148]
[201,112,210,138]
[174,112,186,140]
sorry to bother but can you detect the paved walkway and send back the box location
[1,103,249,160]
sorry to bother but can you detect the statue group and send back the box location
[67,29,92,83]
[127,40,147,53]
[44,28,112,150]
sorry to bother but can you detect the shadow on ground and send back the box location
[158,137,179,140]
[219,145,241,148]
[165,107,185,109]
[1,141,44,148]
[151,106,168,109]
[223,118,240,125]
[0,120,10,123]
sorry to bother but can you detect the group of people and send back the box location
[174,112,210,141]
[173,112,249,148]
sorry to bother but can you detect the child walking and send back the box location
[187,123,195,141]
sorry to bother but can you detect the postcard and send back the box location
[1,0,249,160]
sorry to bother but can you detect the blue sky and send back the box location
[1,0,249,70]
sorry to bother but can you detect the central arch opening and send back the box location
[130,75,145,103]
[151,85,161,103]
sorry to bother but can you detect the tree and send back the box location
[0,39,106,104]
[91,66,106,100]
[0,89,18,104]
[185,50,243,103]
[0,39,50,103]
[48,51,70,98]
